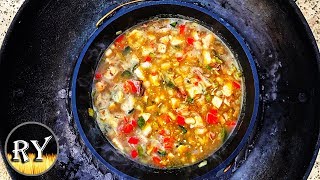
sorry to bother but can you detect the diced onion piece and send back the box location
[158,43,167,54]
[143,96,148,103]
[161,62,171,70]
[212,96,223,108]
[112,138,124,151]
[141,62,152,68]
[147,34,156,41]
[186,86,203,98]
[222,83,233,97]
[112,90,124,103]
[141,46,153,56]
[202,34,214,49]
[170,37,183,46]
[141,113,151,121]
[170,98,179,109]
[134,67,145,80]
[194,41,202,50]
[150,75,160,86]
[224,98,230,106]
[198,160,207,168]
[95,82,106,92]
[195,128,207,135]
[168,112,176,120]
[121,96,135,113]
[143,81,150,88]
[142,124,152,136]
[191,31,200,40]
[104,66,119,80]
[146,105,157,112]
[202,50,212,65]
[105,49,112,57]
[168,153,174,159]
[159,36,170,44]
[185,117,196,124]
[174,76,184,87]
[193,115,204,128]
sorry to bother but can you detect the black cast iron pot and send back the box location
[1,0,319,179]
[71,1,259,179]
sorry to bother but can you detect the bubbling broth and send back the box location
[92,18,243,168]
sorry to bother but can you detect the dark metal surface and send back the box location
[0,0,319,179]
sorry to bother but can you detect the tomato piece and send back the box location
[123,83,131,93]
[128,137,139,144]
[209,109,218,115]
[163,137,173,149]
[232,81,241,89]
[163,137,171,143]
[187,37,194,45]
[115,34,125,43]
[161,114,171,123]
[177,57,183,62]
[159,129,166,136]
[131,150,138,158]
[196,75,202,81]
[152,147,158,153]
[131,119,137,127]
[179,24,186,34]
[127,81,138,93]
[164,144,173,149]
[145,56,152,62]
[95,72,102,79]
[177,115,185,125]
[151,71,157,76]
[153,156,161,164]
[123,124,134,133]
[226,121,236,126]
[206,113,218,124]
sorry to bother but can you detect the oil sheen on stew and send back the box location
[92,18,243,168]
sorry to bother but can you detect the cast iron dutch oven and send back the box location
[0,0,319,179]
[72,1,259,179]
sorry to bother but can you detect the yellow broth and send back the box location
[92,18,243,168]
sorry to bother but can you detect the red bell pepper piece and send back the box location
[152,147,158,153]
[206,113,218,124]
[161,114,171,123]
[209,109,218,115]
[163,137,173,149]
[159,129,166,136]
[232,81,241,89]
[153,156,161,164]
[187,37,195,45]
[131,119,137,127]
[176,57,183,62]
[177,115,185,125]
[115,34,125,43]
[95,72,102,79]
[131,150,138,158]
[127,81,137,93]
[145,56,152,62]
[179,24,186,34]
[225,121,236,126]
[128,137,139,144]
[123,124,134,133]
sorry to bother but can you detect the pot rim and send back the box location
[71,0,260,178]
